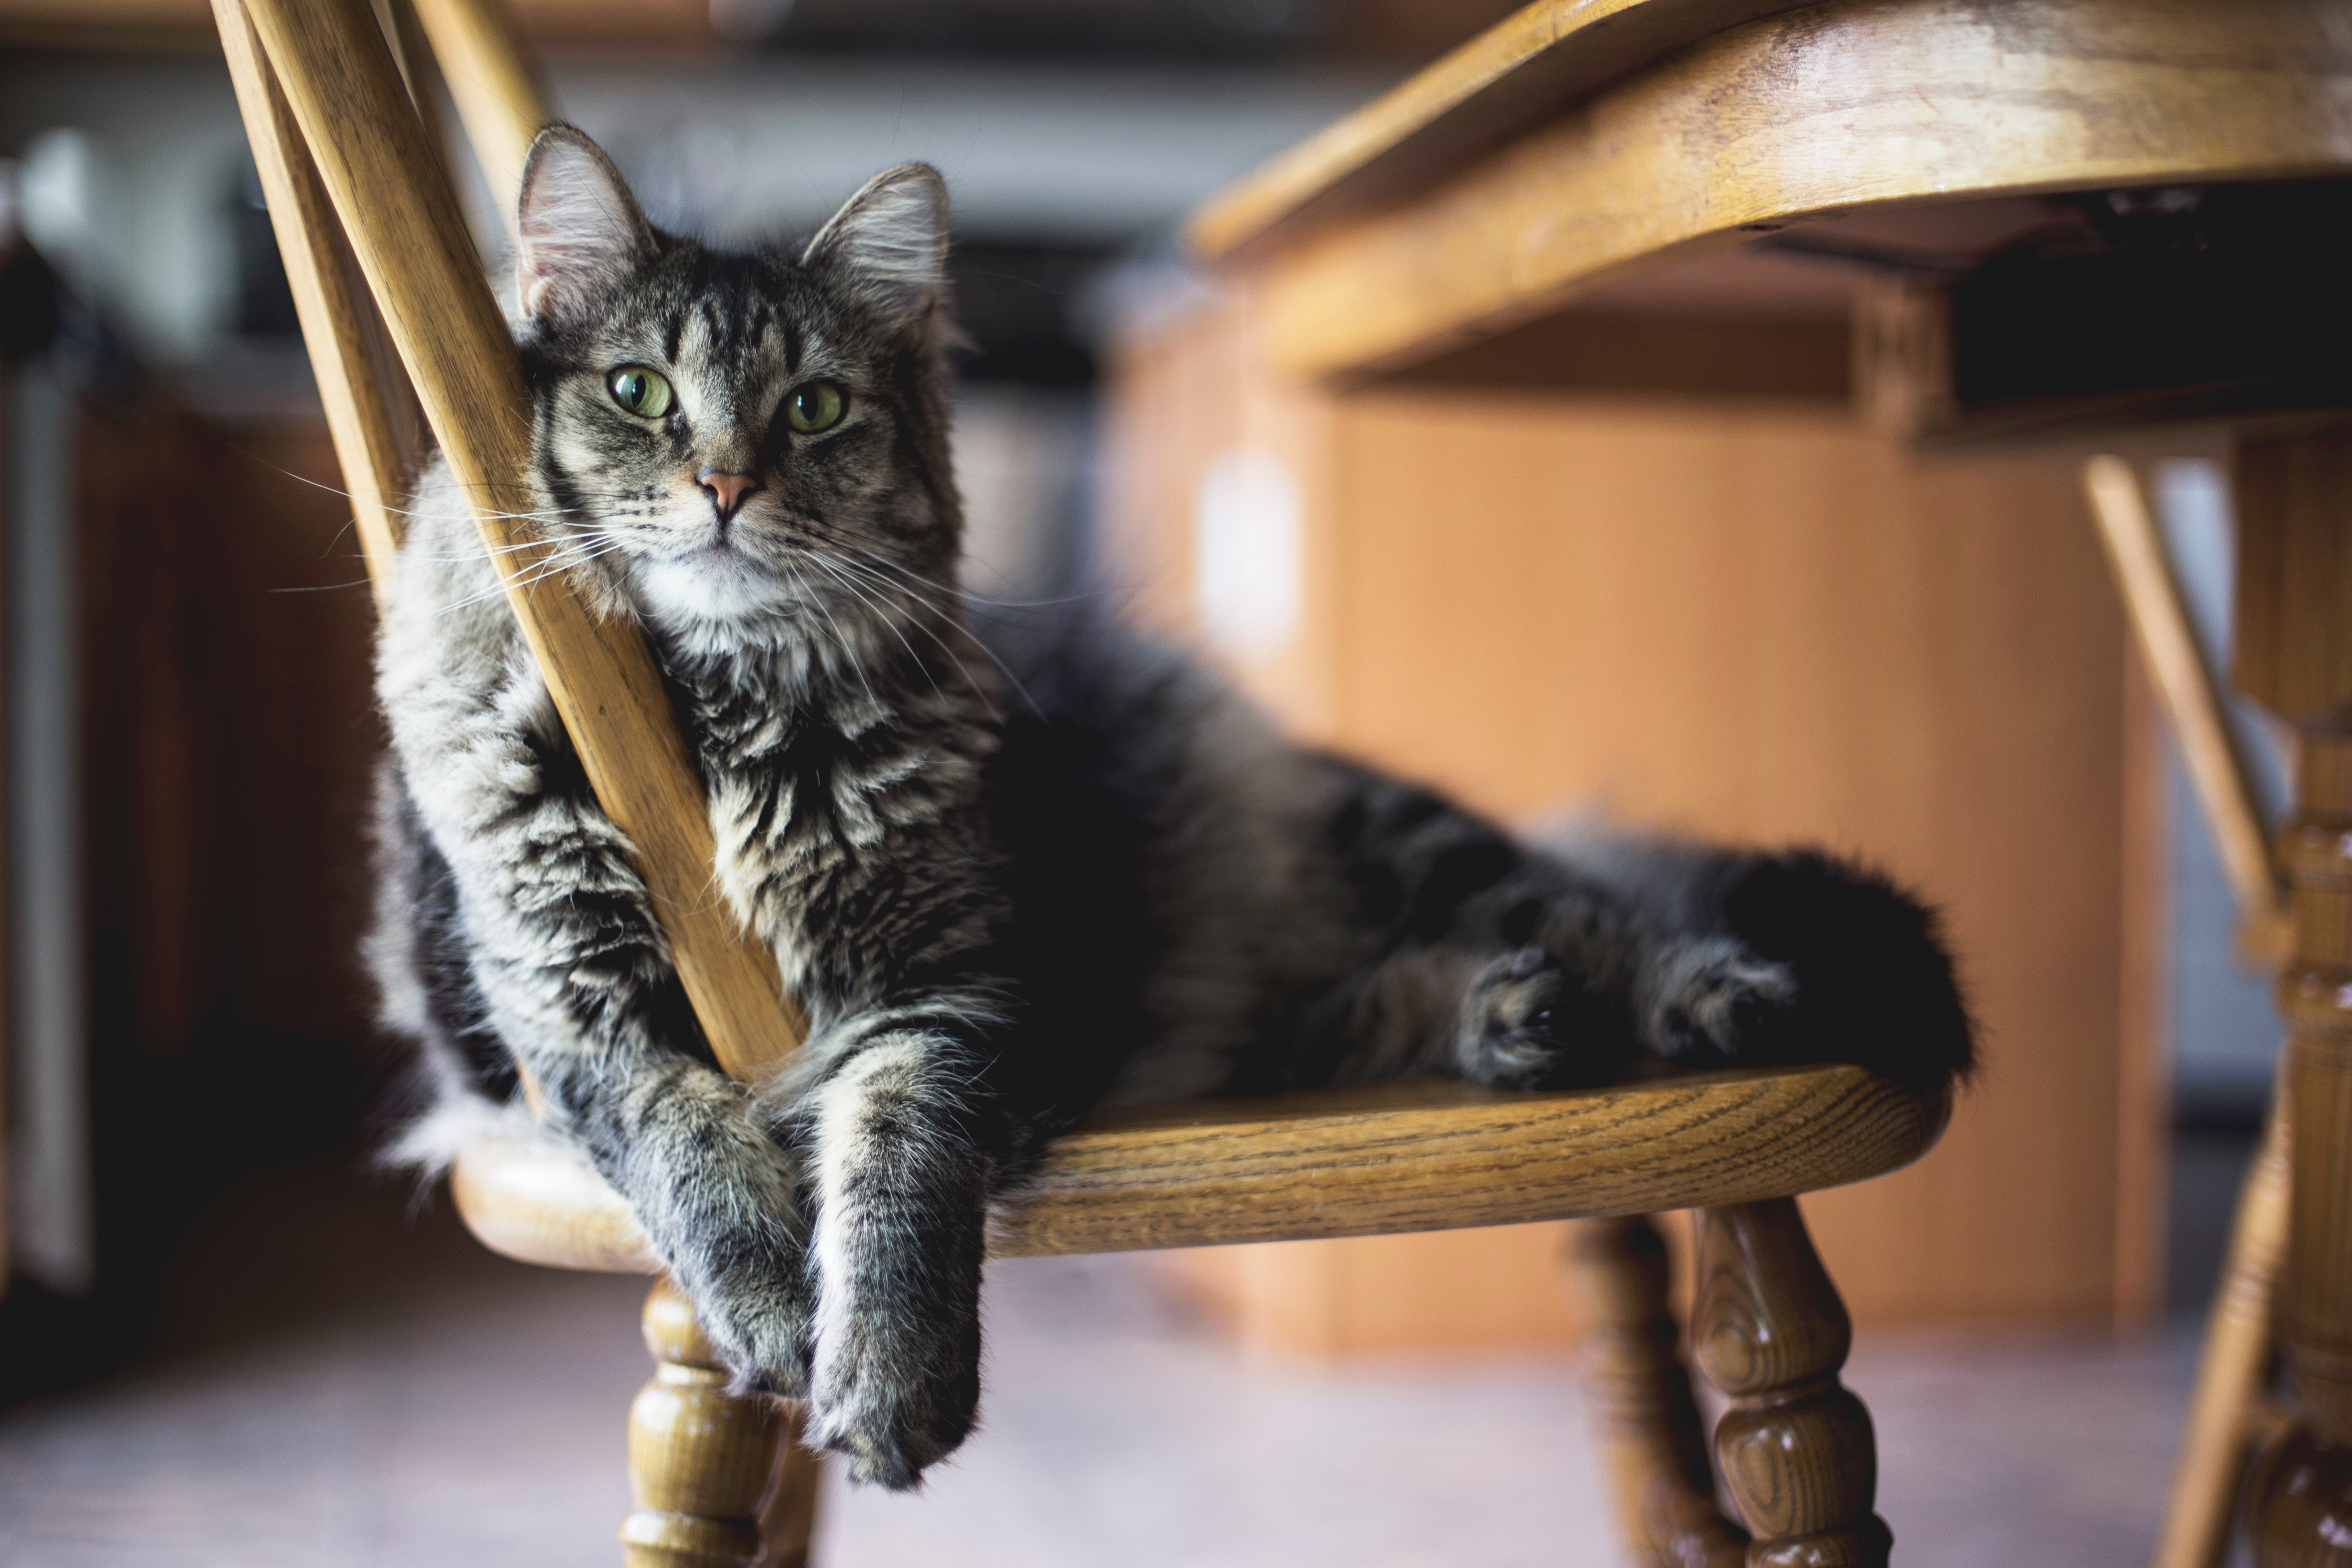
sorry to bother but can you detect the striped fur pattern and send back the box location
[371,126,1974,1491]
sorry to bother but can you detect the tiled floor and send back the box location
[0,1162,2202,1566]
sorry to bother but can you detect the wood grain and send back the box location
[1693,1200,1890,1567]
[1234,0,2352,381]
[1185,0,1816,263]
[409,0,548,222]
[214,0,423,604]
[623,1277,789,1568]
[450,1066,1945,1273]
[234,0,805,1085]
[1565,1216,1747,1567]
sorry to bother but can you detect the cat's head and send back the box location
[512,126,960,644]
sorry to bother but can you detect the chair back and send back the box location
[211,0,805,1083]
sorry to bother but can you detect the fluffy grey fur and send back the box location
[371,126,1973,1491]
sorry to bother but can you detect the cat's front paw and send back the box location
[1642,935,1797,1065]
[688,1259,816,1400]
[806,1289,980,1490]
[1458,946,1577,1088]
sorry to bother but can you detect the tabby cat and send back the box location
[371,126,1972,1490]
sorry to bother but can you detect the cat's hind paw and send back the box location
[1642,934,1797,1066]
[1457,946,1578,1089]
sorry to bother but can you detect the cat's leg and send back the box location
[1310,763,1798,1089]
[1316,928,1789,1092]
[768,993,1004,1490]
[1453,900,1798,1089]
[389,655,816,1394]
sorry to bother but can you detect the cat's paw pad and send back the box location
[1645,936,1797,1062]
[1458,946,1574,1088]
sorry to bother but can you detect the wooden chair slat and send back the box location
[451,1066,1945,1273]
[409,0,549,222]
[233,0,806,1083]
[215,0,425,601]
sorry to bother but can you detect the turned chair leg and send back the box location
[1567,1216,1749,1567]
[1690,1200,1892,1568]
[623,1278,824,1568]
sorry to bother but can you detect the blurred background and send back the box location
[0,1,2291,1564]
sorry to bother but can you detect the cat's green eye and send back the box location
[606,366,674,419]
[786,381,847,435]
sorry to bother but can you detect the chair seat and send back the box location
[450,1065,1944,1273]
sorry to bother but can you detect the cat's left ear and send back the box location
[802,163,950,331]
[515,126,655,319]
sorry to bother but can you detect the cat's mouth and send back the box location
[648,530,827,619]
[666,531,768,572]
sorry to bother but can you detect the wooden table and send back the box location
[1185,3,2352,1564]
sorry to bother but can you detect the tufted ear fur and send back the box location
[802,163,950,332]
[515,126,655,320]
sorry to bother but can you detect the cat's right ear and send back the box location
[515,127,654,320]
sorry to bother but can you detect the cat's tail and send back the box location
[1538,822,1976,1102]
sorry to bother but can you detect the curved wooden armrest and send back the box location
[450,1065,1946,1274]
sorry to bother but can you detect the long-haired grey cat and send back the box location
[371,126,1972,1490]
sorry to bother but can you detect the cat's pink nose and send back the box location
[697,469,759,522]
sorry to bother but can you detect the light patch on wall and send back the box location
[1193,447,1301,662]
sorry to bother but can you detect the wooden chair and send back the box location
[214,1,1946,1563]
